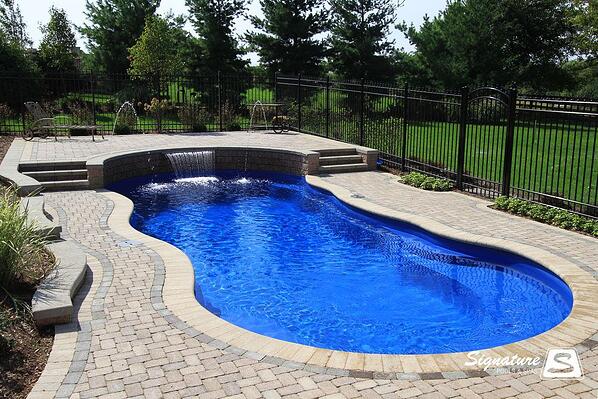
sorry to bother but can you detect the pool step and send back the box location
[19,161,90,192]
[39,179,90,191]
[19,160,87,172]
[319,164,369,174]
[319,155,364,166]
[316,148,369,174]
[316,148,358,157]
[22,169,88,182]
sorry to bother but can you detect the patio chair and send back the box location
[24,102,103,141]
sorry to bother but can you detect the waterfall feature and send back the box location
[166,151,215,178]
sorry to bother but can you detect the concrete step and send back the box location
[24,169,88,182]
[319,155,364,166]
[315,148,357,157]
[19,160,87,172]
[40,180,90,191]
[319,163,369,174]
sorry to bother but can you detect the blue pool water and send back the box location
[112,171,573,355]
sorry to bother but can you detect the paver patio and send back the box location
[12,133,597,399]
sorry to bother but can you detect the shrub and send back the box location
[113,104,138,135]
[494,196,598,237]
[0,188,48,290]
[221,100,241,131]
[144,98,171,133]
[400,172,453,191]
[178,103,211,132]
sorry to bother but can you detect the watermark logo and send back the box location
[541,348,583,380]
[464,351,542,372]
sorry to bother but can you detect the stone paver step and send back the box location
[40,179,90,191]
[319,154,364,166]
[19,160,87,172]
[23,169,88,182]
[315,148,357,157]
[319,163,369,174]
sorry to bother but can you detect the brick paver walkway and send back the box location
[19,134,597,398]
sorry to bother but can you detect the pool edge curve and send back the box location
[99,173,597,376]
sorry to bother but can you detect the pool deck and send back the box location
[7,133,597,399]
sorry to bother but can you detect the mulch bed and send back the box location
[0,178,56,398]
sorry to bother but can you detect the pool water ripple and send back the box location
[112,171,573,355]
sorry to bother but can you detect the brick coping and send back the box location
[100,171,597,376]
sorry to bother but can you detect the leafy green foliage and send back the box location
[403,0,575,90]
[81,0,160,74]
[0,0,30,47]
[128,15,185,79]
[0,188,48,291]
[400,172,453,191]
[186,0,247,76]
[329,0,399,81]
[247,0,328,76]
[494,196,598,237]
[37,7,78,75]
[569,0,598,59]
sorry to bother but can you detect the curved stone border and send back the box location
[102,172,598,376]
[21,195,62,239]
[32,240,87,326]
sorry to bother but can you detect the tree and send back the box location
[81,0,160,74]
[404,0,575,90]
[128,15,185,79]
[186,0,248,76]
[329,0,399,81]
[0,31,42,106]
[0,0,30,47]
[247,0,328,76]
[37,7,78,75]
[570,0,598,59]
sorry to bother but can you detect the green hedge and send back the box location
[400,172,453,191]
[494,196,598,237]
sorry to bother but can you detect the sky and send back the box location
[19,0,446,63]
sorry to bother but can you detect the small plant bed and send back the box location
[493,197,598,238]
[0,187,55,399]
[399,172,453,191]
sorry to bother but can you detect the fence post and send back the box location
[18,72,26,133]
[456,86,469,190]
[359,78,365,146]
[501,86,518,197]
[401,83,409,171]
[91,70,97,126]
[218,71,223,131]
[297,74,302,131]
[274,72,278,103]
[325,75,330,138]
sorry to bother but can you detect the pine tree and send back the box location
[329,0,398,81]
[247,0,328,76]
[81,0,160,74]
[186,0,248,76]
[37,7,78,75]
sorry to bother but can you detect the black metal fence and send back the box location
[0,72,596,217]
[277,75,598,217]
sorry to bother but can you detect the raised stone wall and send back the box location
[89,147,319,188]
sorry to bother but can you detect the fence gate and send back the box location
[457,87,517,198]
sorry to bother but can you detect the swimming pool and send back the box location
[112,171,573,355]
